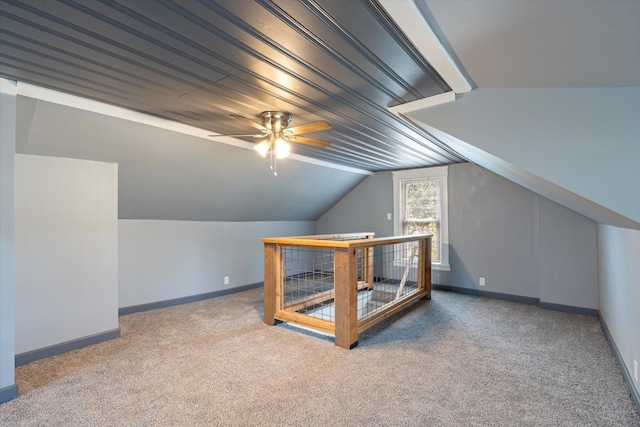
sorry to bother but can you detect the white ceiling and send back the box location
[425,0,640,88]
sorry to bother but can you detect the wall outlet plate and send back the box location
[224,276,229,285]
[479,277,486,286]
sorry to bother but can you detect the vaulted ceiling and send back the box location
[2,0,637,224]
[0,0,465,171]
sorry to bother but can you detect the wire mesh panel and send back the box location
[281,246,377,321]
[357,242,420,320]
[282,246,336,322]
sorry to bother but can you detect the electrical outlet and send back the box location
[479,277,485,287]
[387,213,392,220]
[634,360,638,382]
[224,276,229,285]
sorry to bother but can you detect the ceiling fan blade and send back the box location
[288,135,331,148]
[287,121,332,135]
[230,115,268,132]
[208,133,264,138]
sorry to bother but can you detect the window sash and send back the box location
[401,179,441,262]
[392,166,449,270]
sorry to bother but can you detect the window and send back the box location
[392,166,450,271]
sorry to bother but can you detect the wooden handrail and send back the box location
[261,233,429,249]
[260,238,353,248]
[347,234,431,248]
[265,232,374,241]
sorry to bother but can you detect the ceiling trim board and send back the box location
[16,82,372,176]
[388,91,468,162]
[378,0,472,94]
[0,78,18,95]
[363,0,450,92]
[389,91,456,117]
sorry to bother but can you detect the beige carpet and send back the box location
[1,288,638,426]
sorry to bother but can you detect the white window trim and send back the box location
[392,166,450,271]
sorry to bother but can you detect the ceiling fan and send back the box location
[209,111,332,175]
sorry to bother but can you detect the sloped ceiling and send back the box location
[401,0,640,228]
[425,0,640,88]
[15,96,368,221]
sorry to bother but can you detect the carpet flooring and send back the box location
[1,288,638,426]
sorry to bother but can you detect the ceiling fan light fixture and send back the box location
[255,140,270,157]
[216,111,332,174]
[275,138,290,159]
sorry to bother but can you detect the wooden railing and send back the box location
[262,233,431,349]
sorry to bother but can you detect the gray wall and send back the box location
[446,163,538,297]
[538,197,599,309]
[0,81,17,399]
[316,171,394,237]
[317,162,599,310]
[15,154,119,354]
[119,220,315,308]
[598,225,640,398]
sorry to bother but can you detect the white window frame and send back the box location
[392,166,450,271]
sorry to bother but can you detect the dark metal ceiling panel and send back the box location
[0,0,464,171]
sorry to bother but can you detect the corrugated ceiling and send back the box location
[0,0,465,171]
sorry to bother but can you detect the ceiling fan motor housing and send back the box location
[260,111,292,131]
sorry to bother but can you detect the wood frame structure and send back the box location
[262,233,431,349]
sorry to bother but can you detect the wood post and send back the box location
[263,242,278,325]
[334,247,358,349]
[418,236,432,299]
[363,246,374,290]
[364,234,374,290]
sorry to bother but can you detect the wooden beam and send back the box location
[283,288,334,312]
[334,247,359,349]
[419,236,432,299]
[282,281,370,312]
[275,311,336,335]
[358,289,429,334]
[363,245,374,290]
[263,243,278,325]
